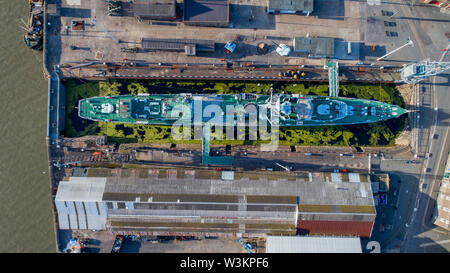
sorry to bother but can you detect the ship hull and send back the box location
[78,93,407,127]
[24,1,43,51]
[24,35,43,50]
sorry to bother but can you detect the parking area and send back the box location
[124,143,371,173]
[58,230,250,253]
[120,236,247,253]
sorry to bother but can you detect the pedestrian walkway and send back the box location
[326,61,339,97]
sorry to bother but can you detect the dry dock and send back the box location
[42,0,412,252]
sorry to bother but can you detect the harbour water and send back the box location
[0,0,56,252]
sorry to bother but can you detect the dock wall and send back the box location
[57,61,403,83]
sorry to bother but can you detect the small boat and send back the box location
[24,0,44,50]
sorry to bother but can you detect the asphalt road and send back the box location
[402,51,450,253]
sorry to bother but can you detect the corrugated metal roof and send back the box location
[133,0,176,18]
[55,177,106,202]
[222,171,234,180]
[57,212,70,230]
[86,215,107,230]
[55,200,107,230]
[348,173,361,183]
[141,38,215,52]
[55,169,374,208]
[266,236,362,253]
[298,204,375,214]
[293,37,335,58]
[268,0,314,12]
[101,173,374,207]
[331,173,341,182]
[183,0,229,23]
[55,170,376,233]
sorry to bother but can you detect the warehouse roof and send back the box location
[183,0,229,23]
[55,177,106,202]
[268,0,314,12]
[55,169,375,234]
[103,177,372,207]
[133,0,176,19]
[63,168,374,208]
[266,236,362,253]
[293,37,335,58]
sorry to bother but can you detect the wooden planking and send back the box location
[340,205,375,214]
[102,192,240,203]
[110,221,239,229]
[247,195,298,204]
[298,204,332,212]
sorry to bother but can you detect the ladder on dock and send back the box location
[202,123,233,165]
[326,61,339,97]
[202,124,211,164]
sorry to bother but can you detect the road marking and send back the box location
[419,42,450,235]
[419,239,450,248]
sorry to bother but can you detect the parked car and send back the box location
[386,31,399,37]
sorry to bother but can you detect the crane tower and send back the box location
[400,59,450,84]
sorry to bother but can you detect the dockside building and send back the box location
[267,0,314,15]
[132,0,177,21]
[55,168,376,237]
[183,0,229,27]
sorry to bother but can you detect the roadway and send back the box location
[397,2,450,253]
[402,48,450,253]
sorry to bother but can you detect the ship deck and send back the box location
[304,97,406,125]
[79,94,407,126]
[79,96,135,123]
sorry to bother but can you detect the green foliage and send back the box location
[127,83,148,95]
[64,79,100,137]
[176,81,206,87]
[280,126,347,146]
[341,83,404,107]
[342,131,354,146]
[366,123,394,146]
[96,122,173,143]
[204,82,229,93]
[99,81,121,96]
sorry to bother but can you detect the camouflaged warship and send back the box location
[78,93,407,126]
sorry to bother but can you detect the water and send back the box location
[0,0,56,252]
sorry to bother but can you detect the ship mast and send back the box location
[265,87,280,126]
